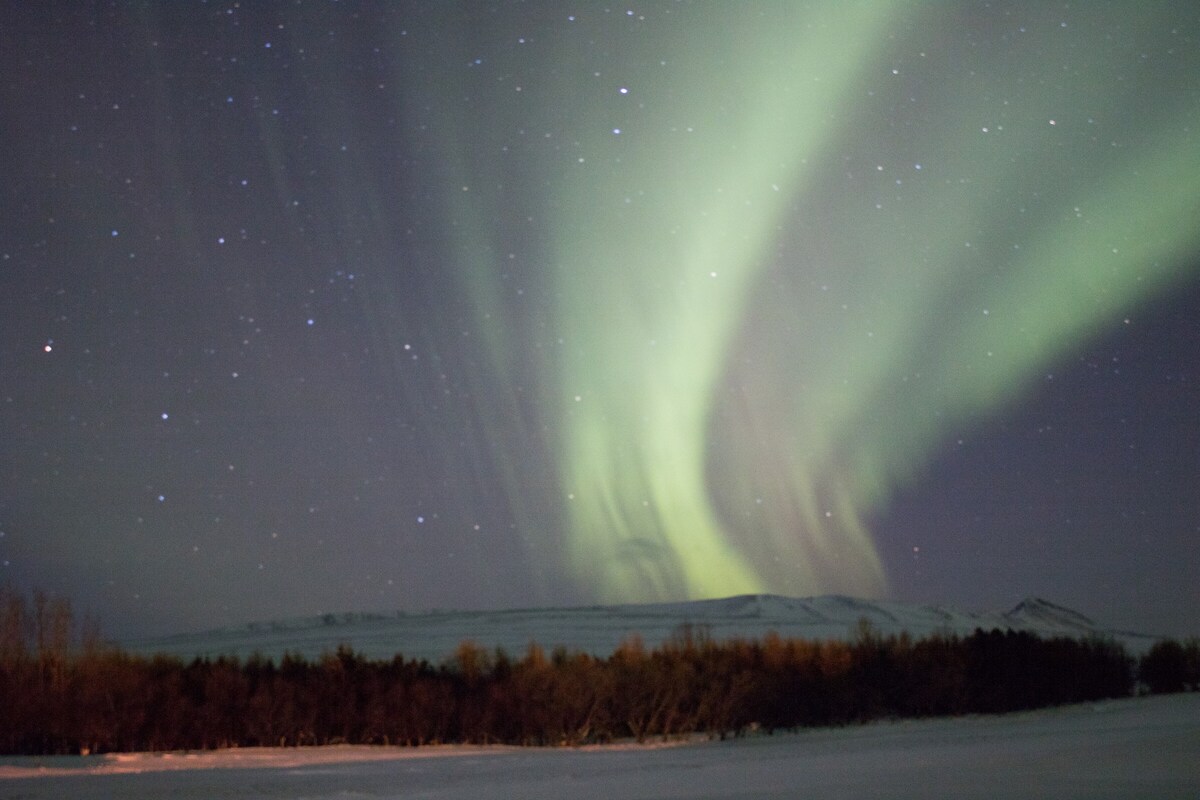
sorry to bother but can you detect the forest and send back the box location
[2,588,1197,755]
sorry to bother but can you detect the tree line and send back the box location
[1,588,1197,755]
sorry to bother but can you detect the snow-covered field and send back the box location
[3,694,1197,798]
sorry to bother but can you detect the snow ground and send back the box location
[3,694,1197,799]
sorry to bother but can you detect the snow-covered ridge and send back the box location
[1003,597,1097,632]
[122,594,1159,664]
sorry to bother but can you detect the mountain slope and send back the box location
[122,594,1159,663]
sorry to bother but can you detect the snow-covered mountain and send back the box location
[121,594,1159,664]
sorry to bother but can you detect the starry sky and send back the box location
[2,2,1198,640]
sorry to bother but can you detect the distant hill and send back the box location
[121,594,1159,664]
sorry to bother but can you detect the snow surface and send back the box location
[3,694,1197,798]
[120,594,1160,664]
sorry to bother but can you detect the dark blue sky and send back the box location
[2,2,1197,638]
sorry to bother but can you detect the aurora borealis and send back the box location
[2,3,1199,638]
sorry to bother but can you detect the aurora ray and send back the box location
[544,5,904,601]
[416,3,1200,604]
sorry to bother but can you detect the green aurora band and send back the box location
[414,4,1200,604]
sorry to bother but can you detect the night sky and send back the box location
[3,2,1198,640]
